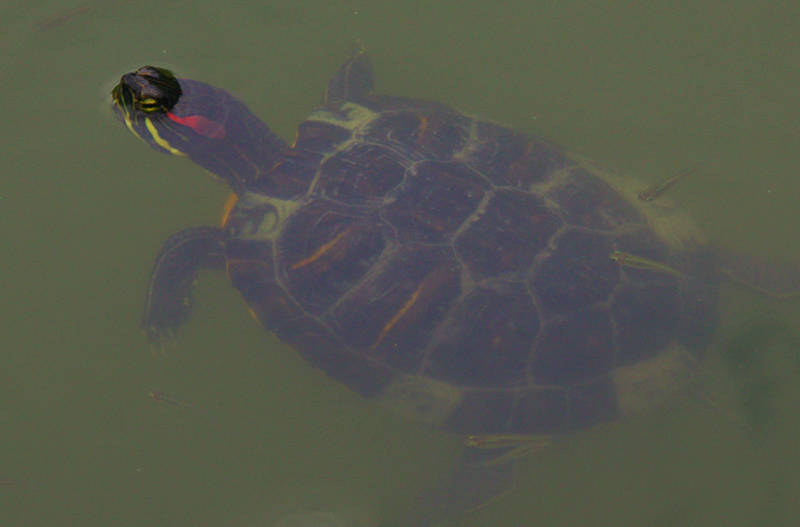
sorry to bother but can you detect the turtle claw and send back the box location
[141,293,191,335]
[146,339,166,358]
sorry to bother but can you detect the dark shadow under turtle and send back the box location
[111,47,799,526]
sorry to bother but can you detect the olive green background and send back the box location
[1,1,799,525]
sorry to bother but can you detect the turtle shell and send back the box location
[222,96,719,435]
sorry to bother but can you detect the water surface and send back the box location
[1,1,799,525]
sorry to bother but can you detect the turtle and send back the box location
[110,47,798,526]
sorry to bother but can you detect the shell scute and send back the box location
[465,122,572,188]
[315,143,406,203]
[567,376,620,429]
[382,161,489,243]
[226,238,305,327]
[424,285,539,387]
[277,315,397,397]
[328,245,461,371]
[293,120,352,153]
[454,189,562,279]
[548,167,643,230]
[611,281,680,366]
[530,230,620,316]
[277,199,387,314]
[531,308,615,384]
[363,109,471,160]
[512,387,569,434]
[255,148,320,199]
[445,388,516,434]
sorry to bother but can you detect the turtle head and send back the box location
[113,66,182,116]
[111,66,286,194]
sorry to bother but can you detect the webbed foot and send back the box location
[141,226,227,342]
[407,435,550,526]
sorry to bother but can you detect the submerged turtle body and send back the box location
[113,48,800,525]
[111,51,718,438]
[221,97,718,435]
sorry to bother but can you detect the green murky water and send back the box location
[2,1,799,525]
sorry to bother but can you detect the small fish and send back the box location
[149,389,195,410]
[464,434,551,450]
[638,168,694,202]
[464,434,551,465]
[609,250,683,277]
[34,4,92,31]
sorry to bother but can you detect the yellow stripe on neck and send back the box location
[122,112,141,140]
[145,117,187,156]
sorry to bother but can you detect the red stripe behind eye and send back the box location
[167,112,226,139]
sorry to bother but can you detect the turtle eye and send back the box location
[138,97,162,112]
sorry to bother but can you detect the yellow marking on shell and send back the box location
[246,195,302,241]
[220,193,239,227]
[144,117,187,156]
[289,227,351,270]
[377,374,462,426]
[290,128,302,148]
[575,159,707,251]
[306,102,378,130]
[247,307,259,321]
[613,345,696,417]
[417,115,430,138]
[372,281,425,349]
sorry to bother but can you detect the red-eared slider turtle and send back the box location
[111,48,798,525]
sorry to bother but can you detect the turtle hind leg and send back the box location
[717,248,800,299]
[141,226,228,342]
[324,43,374,107]
[407,436,550,526]
[407,450,516,527]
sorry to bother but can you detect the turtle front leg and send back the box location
[141,226,228,342]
